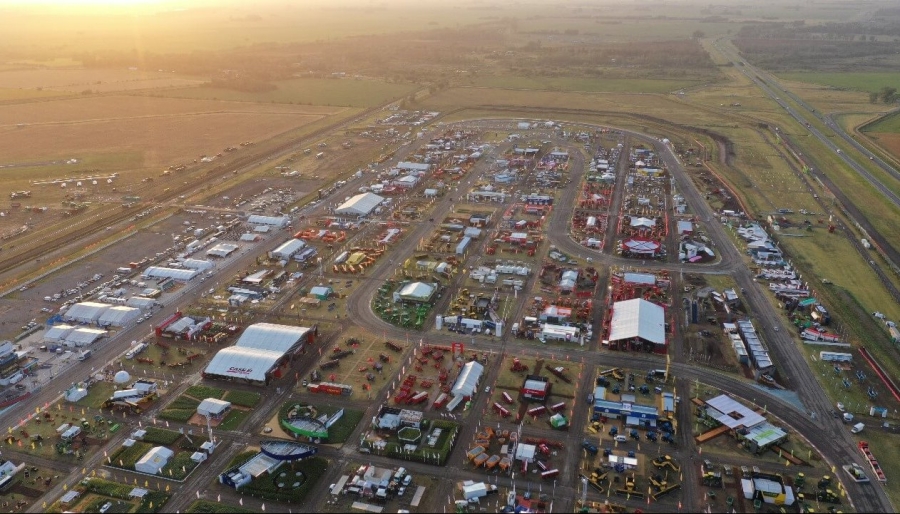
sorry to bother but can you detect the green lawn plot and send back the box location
[217,409,250,431]
[73,381,118,409]
[361,419,460,466]
[223,390,262,408]
[141,427,182,445]
[464,76,703,94]
[863,111,900,134]
[218,450,329,504]
[108,439,200,481]
[45,477,172,514]
[308,332,401,399]
[157,78,416,108]
[186,500,257,514]
[5,401,114,460]
[185,385,226,400]
[158,395,200,423]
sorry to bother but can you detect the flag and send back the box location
[217,494,221,503]
[196,491,200,499]
[262,504,266,511]
[166,484,170,492]
[239,498,243,506]
[678,501,682,510]
[149,502,153,509]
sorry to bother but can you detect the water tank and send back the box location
[114,370,131,384]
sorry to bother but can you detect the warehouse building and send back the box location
[606,298,667,353]
[142,266,199,282]
[269,239,306,260]
[63,302,109,324]
[334,192,384,217]
[98,306,141,327]
[247,215,290,228]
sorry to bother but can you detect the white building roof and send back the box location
[98,306,141,326]
[396,161,431,172]
[271,239,306,259]
[197,398,232,417]
[126,297,156,309]
[704,394,766,429]
[206,243,239,258]
[181,258,214,271]
[335,192,384,216]
[134,446,174,475]
[235,323,311,353]
[204,346,285,382]
[247,215,290,227]
[608,298,666,345]
[623,272,656,285]
[630,217,656,228]
[63,302,110,323]
[143,266,200,281]
[44,324,75,341]
[240,233,260,242]
[451,361,484,397]
[64,327,106,345]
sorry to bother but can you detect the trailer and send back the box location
[493,402,511,418]
[550,402,566,413]
[433,392,449,409]
[407,391,429,405]
[502,392,514,404]
[527,405,546,417]
[541,469,560,479]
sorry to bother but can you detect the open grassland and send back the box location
[776,72,900,93]
[0,95,341,125]
[0,87,73,101]
[155,78,416,108]
[862,111,900,134]
[461,76,703,94]
[0,95,343,167]
[0,67,202,91]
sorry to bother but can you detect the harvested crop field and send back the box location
[866,132,900,161]
[0,96,346,167]
[0,67,201,91]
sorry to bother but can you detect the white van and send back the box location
[614,435,627,443]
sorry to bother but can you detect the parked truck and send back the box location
[78,350,92,361]
[462,481,497,500]
[850,422,865,434]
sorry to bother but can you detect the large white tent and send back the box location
[63,302,109,324]
[608,298,666,347]
[126,297,156,310]
[203,323,312,384]
[235,323,311,354]
[203,347,285,383]
[98,306,141,327]
[64,327,106,347]
[247,215,289,228]
[334,192,384,217]
[44,324,75,342]
[450,361,484,398]
[180,258,214,271]
[206,243,240,258]
[142,266,199,282]
[135,446,174,475]
[269,239,306,260]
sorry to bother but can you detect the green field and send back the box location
[862,111,900,134]
[154,78,415,108]
[463,76,703,94]
[777,72,900,93]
